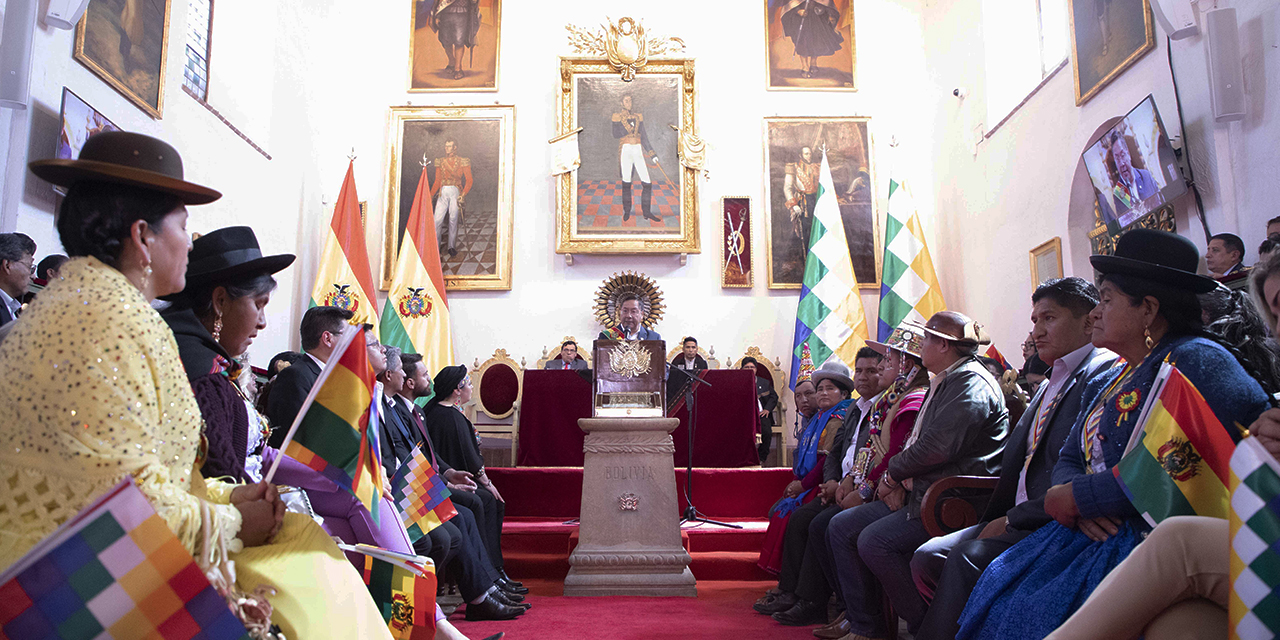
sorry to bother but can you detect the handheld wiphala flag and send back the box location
[0,479,251,639]
[1229,435,1280,639]
[267,325,384,519]
[391,446,458,542]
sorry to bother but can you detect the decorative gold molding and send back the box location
[565,16,686,80]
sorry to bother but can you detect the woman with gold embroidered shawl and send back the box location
[1,132,392,639]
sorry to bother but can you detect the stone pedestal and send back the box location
[564,417,697,597]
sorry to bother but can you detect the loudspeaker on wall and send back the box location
[1205,7,1246,123]
[43,0,91,30]
[0,0,38,110]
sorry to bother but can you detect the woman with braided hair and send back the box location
[1200,283,1280,394]
[957,229,1272,640]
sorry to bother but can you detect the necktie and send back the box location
[563,361,570,370]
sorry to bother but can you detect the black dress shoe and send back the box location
[499,570,523,588]
[773,599,827,626]
[643,210,662,222]
[497,578,529,595]
[464,595,524,621]
[492,586,525,603]
[753,591,797,615]
[491,589,531,610]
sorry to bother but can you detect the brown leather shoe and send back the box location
[813,611,849,639]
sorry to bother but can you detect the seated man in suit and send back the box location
[0,233,35,326]
[741,357,780,462]
[598,292,661,341]
[265,305,352,447]
[911,278,1118,640]
[671,336,709,371]
[544,339,589,370]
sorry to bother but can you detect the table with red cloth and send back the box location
[516,369,761,467]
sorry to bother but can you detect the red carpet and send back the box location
[451,579,824,640]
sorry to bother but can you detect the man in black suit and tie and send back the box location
[741,357,780,462]
[0,233,36,326]
[911,277,1119,640]
[543,339,590,370]
[264,306,353,447]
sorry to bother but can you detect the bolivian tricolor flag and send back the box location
[266,325,384,519]
[361,552,437,639]
[1114,362,1235,526]
[380,162,452,378]
[312,161,381,331]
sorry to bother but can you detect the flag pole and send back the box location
[263,324,364,484]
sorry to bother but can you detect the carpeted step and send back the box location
[683,521,768,553]
[688,551,775,582]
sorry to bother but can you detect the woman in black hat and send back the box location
[161,226,294,482]
[3,132,395,638]
[956,229,1274,640]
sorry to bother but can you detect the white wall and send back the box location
[919,0,1280,362]
[2,0,940,394]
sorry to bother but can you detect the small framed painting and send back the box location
[1068,0,1155,105]
[1029,237,1064,286]
[721,196,753,288]
[409,0,501,91]
[74,0,172,118]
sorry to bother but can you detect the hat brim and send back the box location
[1090,254,1218,294]
[866,339,921,359]
[811,371,855,392]
[159,254,296,301]
[922,326,985,346]
[29,158,221,205]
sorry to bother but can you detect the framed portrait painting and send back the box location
[381,105,515,291]
[721,197,753,288]
[74,0,172,118]
[1029,237,1063,286]
[1068,0,1155,105]
[555,57,699,256]
[409,0,501,91]
[764,0,856,91]
[763,117,877,289]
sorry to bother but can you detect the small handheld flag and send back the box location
[390,446,458,542]
[354,548,437,640]
[267,324,384,520]
[0,479,252,639]
[1229,435,1280,639]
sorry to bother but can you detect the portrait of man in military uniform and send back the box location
[764,0,856,90]
[573,76,682,234]
[764,117,875,288]
[430,140,473,258]
[410,0,500,91]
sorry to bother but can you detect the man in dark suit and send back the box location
[543,339,590,370]
[378,347,418,476]
[670,336,709,371]
[741,357,780,461]
[598,293,662,341]
[911,277,1118,640]
[0,233,35,326]
[264,306,352,448]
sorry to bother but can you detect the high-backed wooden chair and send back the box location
[467,349,523,465]
[535,335,593,370]
[734,347,790,466]
[664,344,721,369]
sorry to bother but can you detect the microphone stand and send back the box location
[668,364,742,529]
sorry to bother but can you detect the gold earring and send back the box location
[140,263,152,291]
[213,313,223,341]
[1144,327,1154,350]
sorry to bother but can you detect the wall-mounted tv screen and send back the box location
[1081,94,1186,230]
[56,87,120,162]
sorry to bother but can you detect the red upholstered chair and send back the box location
[735,347,789,466]
[664,344,721,369]
[467,349,524,465]
[536,335,593,369]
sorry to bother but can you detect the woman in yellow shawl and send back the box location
[3,131,392,639]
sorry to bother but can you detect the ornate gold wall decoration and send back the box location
[593,271,666,329]
[565,17,686,80]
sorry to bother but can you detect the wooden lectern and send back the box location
[592,339,665,417]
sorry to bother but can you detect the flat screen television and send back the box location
[1081,94,1186,230]
[56,87,119,162]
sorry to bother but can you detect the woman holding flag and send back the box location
[3,133,394,638]
[956,229,1273,639]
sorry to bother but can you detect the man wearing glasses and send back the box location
[0,233,35,326]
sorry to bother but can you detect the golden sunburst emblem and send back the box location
[593,271,665,329]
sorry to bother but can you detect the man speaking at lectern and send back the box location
[599,293,662,341]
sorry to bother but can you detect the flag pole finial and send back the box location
[348,147,357,162]
[420,153,429,168]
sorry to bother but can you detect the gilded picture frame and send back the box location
[1029,237,1064,286]
[763,0,856,91]
[763,116,879,290]
[721,196,753,288]
[1068,0,1156,105]
[73,0,172,118]
[408,0,501,92]
[381,105,515,291]
[555,57,700,256]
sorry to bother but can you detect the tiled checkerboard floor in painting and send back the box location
[1,511,246,639]
[440,210,498,277]
[576,180,680,229]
